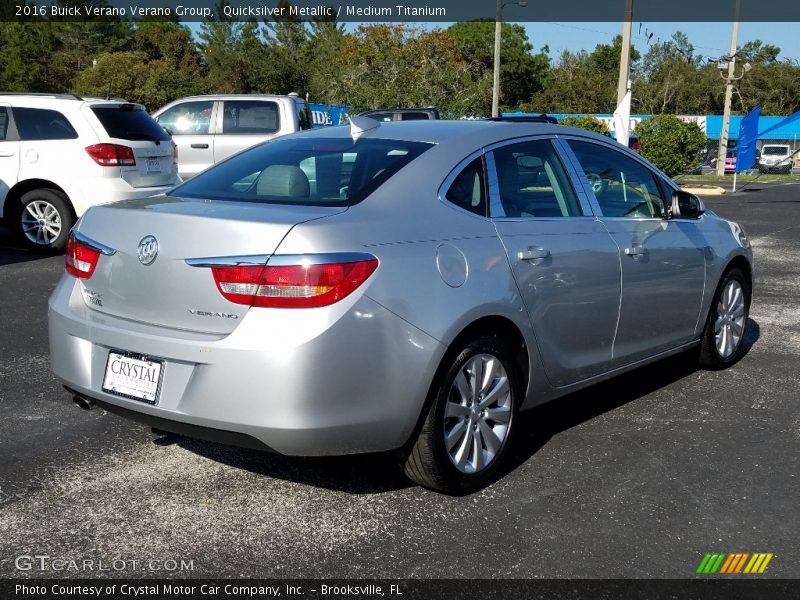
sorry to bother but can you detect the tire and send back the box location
[399,334,521,494]
[698,268,751,370]
[16,188,74,252]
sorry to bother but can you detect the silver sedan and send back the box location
[49,119,752,494]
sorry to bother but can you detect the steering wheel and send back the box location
[586,172,606,194]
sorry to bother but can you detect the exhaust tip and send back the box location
[73,396,95,411]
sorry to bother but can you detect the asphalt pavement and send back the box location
[0,182,798,579]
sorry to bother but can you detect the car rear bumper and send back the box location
[48,276,445,456]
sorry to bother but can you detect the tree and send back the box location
[636,115,707,177]
[448,20,549,113]
[560,115,609,134]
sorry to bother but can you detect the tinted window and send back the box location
[222,100,279,134]
[568,140,666,219]
[92,105,170,142]
[297,103,312,130]
[400,112,431,121]
[156,101,213,135]
[0,108,8,140]
[762,146,789,155]
[445,158,486,216]
[171,137,432,207]
[363,112,395,122]
[13,108,77,141]
[492,140,582,218]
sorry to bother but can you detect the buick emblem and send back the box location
[137,235,159,265]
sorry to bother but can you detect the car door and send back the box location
[563,138,706,365]
[488,137,622,387]
[153,100,216,179]
[0,104,20,211]
[214,99,282,164]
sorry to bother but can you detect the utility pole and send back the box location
[716,0,742,176]
[616,0,634,107]
[492,0,502,118]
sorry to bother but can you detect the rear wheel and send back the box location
[699,268,751,369]
[16,189,74,252]
[399,334,521,494]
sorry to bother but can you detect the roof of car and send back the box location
[304,119,610,147]
[162,94,304,103]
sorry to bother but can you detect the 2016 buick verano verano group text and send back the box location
[48,118,753,494]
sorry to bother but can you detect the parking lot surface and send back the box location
[1,182,798,579]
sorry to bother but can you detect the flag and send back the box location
[613,90,632,147]
[736,105,760,173]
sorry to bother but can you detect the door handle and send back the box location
[624,246,647,257]
[190,143,209,149]
[517,247,551,261]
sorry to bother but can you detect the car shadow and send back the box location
[0,228,54,265]
[162,318,760,495]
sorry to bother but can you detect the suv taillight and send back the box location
[85,143,136,167]
[65,235,101,279]
[211,259,378,308]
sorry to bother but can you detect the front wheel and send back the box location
[16,189,74,252]
[699,268,751,369]
[399,334,521,494]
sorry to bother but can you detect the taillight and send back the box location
[211,259,378,308]
[65,234,101,279]
[85,143,136,167]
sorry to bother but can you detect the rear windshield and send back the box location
[762,146,789,155]
[170,137,433,206]
[91,105,170,143]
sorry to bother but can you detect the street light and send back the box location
[492,0,527,118]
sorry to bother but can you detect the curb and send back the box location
[681,185,726,196]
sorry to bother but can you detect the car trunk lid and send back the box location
[73,196,347,334]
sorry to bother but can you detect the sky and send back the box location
[526,22,800,62]
[187,21,800,64]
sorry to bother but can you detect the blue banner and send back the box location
[309,104,351,128]
[736,106,760,173]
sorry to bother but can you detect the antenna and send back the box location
[350,115,380,141]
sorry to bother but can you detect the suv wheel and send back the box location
[399,334,521,494]
[17,189,74,252]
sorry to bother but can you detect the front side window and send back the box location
[221,100,279,135]
[568,140,666,219]
[170,137,432,207]
[156,101,213,135]
[13,108,77,141]
[491,139,582,218]
[445,157,486,216]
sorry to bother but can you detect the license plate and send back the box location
[102,351,163,404]
[145,157,162,173]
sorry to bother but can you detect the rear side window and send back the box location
[0,107,9,140]
[222,101,279,135]
[445,158,487,216]
[491,140,582,218]
[401,112,431,121]
[13,108,77,141]
[297,103,312,130]
[92,105,170,142]
[171,137,432,206]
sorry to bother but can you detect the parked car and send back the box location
[49,119,752,494]
[357,107,440,121]
[152,94,313,180]
[0,93,179,251]
[758,144,793,174]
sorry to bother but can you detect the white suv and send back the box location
[152,94,313,180]
[0,93,179,251]
[758,144,794,174]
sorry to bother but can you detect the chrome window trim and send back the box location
[185,255,270,267]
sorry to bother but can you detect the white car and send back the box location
[0,93,179,251]
[152,94,313,180]
[758,144,793,174]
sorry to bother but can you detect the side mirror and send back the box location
[670,190,705,219]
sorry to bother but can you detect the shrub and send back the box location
[636,115,707,177]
